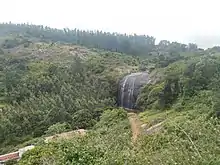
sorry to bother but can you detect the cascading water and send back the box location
[121,76,128,107]
[118,72,150,109]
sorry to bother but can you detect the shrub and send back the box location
[45,122,70,136]
[95,108,127,128]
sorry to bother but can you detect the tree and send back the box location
[45,122,70,136]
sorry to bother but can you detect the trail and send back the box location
[128,111,165,143]
[128,112,142,143]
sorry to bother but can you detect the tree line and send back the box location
[0,23,200,56]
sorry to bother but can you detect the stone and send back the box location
[118,72,150,109]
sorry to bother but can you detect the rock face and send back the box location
[118,72,150,109]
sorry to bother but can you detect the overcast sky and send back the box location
[1,0,220,47]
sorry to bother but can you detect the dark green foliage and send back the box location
[136,83,165,110]
[0,55,6,108]
[95,108,127,128]
[1,22,220,165]
[5,160,17,165]
[0,53,130,151]
[0,39,141,154]
[136,109,220,165]
[1,38,21,48]
[18,109,132,165]
[1,36,31,49]
[0,23,156,56]
[45,122,71,136]
[0,23,200,57]
[18,106,220,165]
[18,144,61,165]
[137,52,220,115]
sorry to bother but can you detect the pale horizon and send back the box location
[1,0,220,48]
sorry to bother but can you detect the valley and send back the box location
[0,23,220,164]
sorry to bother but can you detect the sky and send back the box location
[1,0,220,48]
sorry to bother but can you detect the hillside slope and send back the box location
[0,40,139,155]
[1,23,220,164]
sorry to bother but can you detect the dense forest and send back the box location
[1,23,220,164]
[0,23,201,56]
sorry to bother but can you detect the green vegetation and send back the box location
[0,45,136,152]
[44,122,71,136]
[1,23,220,164]
[18,109,132,165]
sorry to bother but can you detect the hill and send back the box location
[0,41,138,150]
[1,23,220,164]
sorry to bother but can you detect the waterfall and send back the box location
[118,72,150,109]
[130,76,135,108]
[121,76,128,108]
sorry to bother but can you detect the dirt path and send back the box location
[128,112,142,143]
[128,112,165,143]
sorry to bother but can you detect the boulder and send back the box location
[118,72,150,109]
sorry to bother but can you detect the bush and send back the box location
[71,109,97,129]
[18,144,61,165]
[45,122,70,136]
[18,108,131,165]
[95,108,127,128]
[136,83,165,110]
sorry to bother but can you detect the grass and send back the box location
[18,109,134,165]
[5,106,220,164]
[139,109,176,127]
[135,106,220,165]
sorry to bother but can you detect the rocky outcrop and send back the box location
[118,72,151,109]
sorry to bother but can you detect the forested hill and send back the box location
[1,23,220,164]
[0,23,200,56]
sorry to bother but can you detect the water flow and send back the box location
[121,76,128,107]
[119,72,150,109]
[130,76,135,108]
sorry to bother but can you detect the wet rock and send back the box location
[118,72,150,109]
